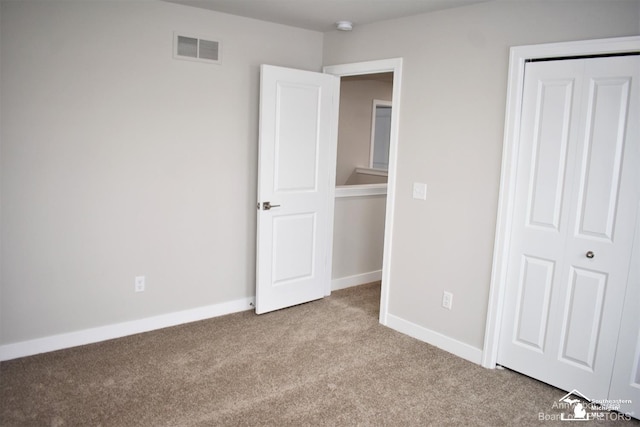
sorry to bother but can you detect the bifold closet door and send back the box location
[498,55,639,401]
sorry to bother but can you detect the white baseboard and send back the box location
[331,270,382,291]
[386,313,483,365]
[0,296,255,361]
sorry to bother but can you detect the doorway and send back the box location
[324,58,403,325]
[331,72,393,300]
[255,60,402,317]
[335,72,393,186]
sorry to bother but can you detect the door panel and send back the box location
[498,56,639,400]
[272,213,316,284]
[576,76,631,239]
[527,78,574,230]
[559,267,607,370]
[256,65,338,315]
[514,255,554,351]
[275,82,321,192]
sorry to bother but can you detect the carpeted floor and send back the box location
[1,282,638,426]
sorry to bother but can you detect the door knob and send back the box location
[586,251,595,259]
[262,201,281,211]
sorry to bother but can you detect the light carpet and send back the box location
[1,282,637,426]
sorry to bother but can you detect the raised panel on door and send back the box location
[513,255,555,352]
[274,82,320,192]
[559,267,607,370]
[527,77,574,230]
[272,213,316,285]
[575,75,632,240]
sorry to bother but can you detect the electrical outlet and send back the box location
[442,291,453,310]
[135,276,145,293]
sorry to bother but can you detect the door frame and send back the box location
[481,36,640,369]
[323,58,403,326]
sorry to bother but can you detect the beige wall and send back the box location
[0,0,322,344]
[336,78,392,185]
[332,195,386,281]
[324,0,640,350]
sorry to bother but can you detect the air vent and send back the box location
[174,32,221,64]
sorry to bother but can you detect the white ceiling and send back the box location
[164,0,489,32]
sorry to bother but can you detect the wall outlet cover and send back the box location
[442,291,453,310]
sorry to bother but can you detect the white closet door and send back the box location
[498,56,640,401]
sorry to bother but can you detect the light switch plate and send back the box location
[412,182,427,200]
[135,276,145,293]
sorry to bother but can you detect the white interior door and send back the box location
[498,55,640,400]
[255,65,339,314]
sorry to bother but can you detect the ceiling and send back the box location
[164,0,489,32]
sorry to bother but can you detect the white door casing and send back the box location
[497,55,639,400]
[255,65,339,314]
[323,58,403,326]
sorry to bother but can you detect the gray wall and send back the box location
[0,0,322,344]
[332,195,386,281]
[324,0,640,350]
[2,0,639,355]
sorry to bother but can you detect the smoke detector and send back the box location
[335,21,353,31]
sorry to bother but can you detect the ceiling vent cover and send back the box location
[174,32,221,64]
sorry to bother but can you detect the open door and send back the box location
[255,65,339,314]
